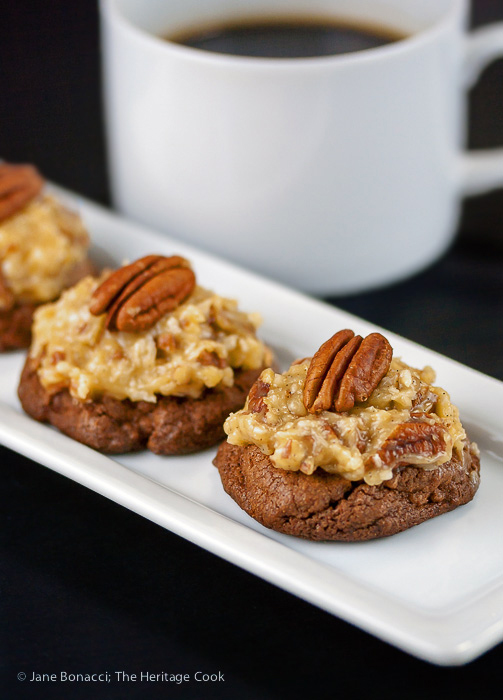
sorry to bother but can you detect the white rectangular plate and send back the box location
[1,188,503,665]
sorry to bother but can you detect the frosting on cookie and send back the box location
[30,272,272,403]
[224,357,469,485]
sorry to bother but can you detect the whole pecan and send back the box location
[303,329,392,413]
[89,255,196,332]
[372,421,447,470]
[0,162,44,222]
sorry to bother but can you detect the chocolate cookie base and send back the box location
[0,302,37,351]
[18,357,263,455]
[213,441,480,541]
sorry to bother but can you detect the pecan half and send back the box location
[0,163,44,222]
[89,255,196,332]
[304,329,392,413]
[336,333,393,412]
[373,421,447,470]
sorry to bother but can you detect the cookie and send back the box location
[214,441,480,541]
[216,329,481,540]
[18,255,272,454]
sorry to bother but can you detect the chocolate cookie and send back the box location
[18,357,263,454]
[0,302,36,351]
[213,441,480,541]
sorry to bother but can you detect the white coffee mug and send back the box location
[100,0,503,295]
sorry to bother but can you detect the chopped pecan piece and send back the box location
[50,351,66,365]
[410,387,438,416]
[0,162,44,222]
[247,378,270,414]
[304,329,392,413]
[156,332,177,352]
[374,421,447,470]
[89,255,196,332]
[198,350,226,368]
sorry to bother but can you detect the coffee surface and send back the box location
[168,18,405,58]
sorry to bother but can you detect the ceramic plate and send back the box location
[1,187,502,665]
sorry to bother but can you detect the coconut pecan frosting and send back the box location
[224,329,471,485]
[29,255,272,403]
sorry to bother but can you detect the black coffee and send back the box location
[168,17,405,58]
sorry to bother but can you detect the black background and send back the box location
[1,1,503,698]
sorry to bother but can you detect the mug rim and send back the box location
[100,0,468,69]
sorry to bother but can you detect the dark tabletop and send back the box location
[1,1,503,699]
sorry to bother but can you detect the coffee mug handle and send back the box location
[461,23,503,196]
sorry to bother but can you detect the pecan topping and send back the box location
[0,162,44,223]
[373,421,447,470]
[89,255,196,332]
[304,329,392,413]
